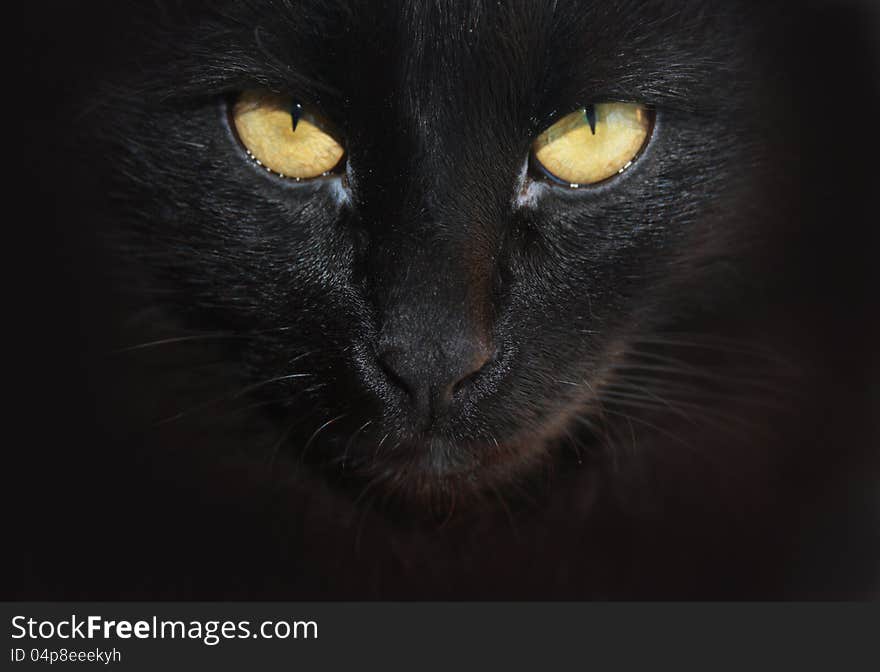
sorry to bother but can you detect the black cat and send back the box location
[12,0,879,599]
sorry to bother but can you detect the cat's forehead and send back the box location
[196,0,752,115]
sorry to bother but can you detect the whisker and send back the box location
[111,332,243,353]
[603,375,794,409]
[300,413,348,461]
[264,414,307,475]
[233,372,315,398]
[596,406,691,449]
[351,471,386,513]
[152,368,319,427]
[599,390,768,438]
[601,386,757,422]
[601,383,694,422]
[489,483,520,541]
[610,359,795,391]
[342,420,374,468]
[110,327,349,356]
[625,335,798,368]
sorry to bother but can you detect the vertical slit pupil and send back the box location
[291,101,303,131]
[584,104,597,135]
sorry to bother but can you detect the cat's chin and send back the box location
[305,430,569,520]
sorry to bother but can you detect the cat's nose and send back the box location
[377,339,493,428]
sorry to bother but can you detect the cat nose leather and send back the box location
[377,339,492,428]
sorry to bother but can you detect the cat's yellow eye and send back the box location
[532,103,652,187]
[232,90,345,179]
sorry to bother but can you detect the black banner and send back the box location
[3,603,879,670]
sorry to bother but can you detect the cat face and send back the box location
[97,0,796,512]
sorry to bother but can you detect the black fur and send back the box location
[11,0,879,598]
